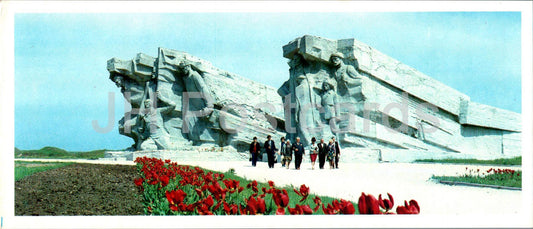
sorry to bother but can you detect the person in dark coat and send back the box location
[317,138,328,169]
[327,139,336,169]
[292,137,305,170]
[264,135,277,168]
[332,136,341,169]
[282,139,292,169]
[249,137,261,167]
[279,137,286,167]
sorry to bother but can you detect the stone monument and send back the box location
[107,48,285,152]
[105,36,521,162]
[278,35,521,159]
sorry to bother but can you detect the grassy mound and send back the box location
[15,161,72,181]
[15,147,107,159]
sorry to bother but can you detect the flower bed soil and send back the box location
[15,163,143,215]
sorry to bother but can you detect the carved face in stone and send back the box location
[113,75,124,88]
[144,99,152,109]
[182,65,191,76]
[331,56,342,67]
[323,81,332,91]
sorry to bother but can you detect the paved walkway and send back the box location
[15,158,523,215]
[180,161,524,216]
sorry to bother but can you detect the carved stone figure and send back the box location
[285,54,323,145]
[321,80,338,122]
[179,63,215,141]
[138,92,177,150]
[110,73,145,107]
[330,52,363,103]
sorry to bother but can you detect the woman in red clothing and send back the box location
[309,137,318,169]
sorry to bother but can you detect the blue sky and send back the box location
[14,12,522,151]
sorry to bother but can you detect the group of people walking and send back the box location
[249,135,341,170]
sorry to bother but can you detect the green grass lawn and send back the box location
[433,170,522,188]
[416,156,521,166]
[15,161,72,181]
[15,146,107,160]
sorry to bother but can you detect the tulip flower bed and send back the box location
[433,167,522,188]
[134,157,420,215]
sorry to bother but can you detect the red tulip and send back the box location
[288,204,313,215]
[166,189,187,206]
[322,203,337,214]
[194,188,203,198]
[134,177,143,187]
[197,203,214,215]
[207,182,227,201]
[159,175,170,187]
[169,205,178,211]
[268,180,275,188]
[204,195,214,208]
[272,189,289,208]
[245,196,266,215]
[214,173,225,181]
[204,172,214,183]
[300,205,313,214]
[223,202,238,215]
[223,179,240,193]
[288,205,302,215]
[312,196,322,212]
[276,207,286,215]
[247,180,259,192]
[294,184,310,202]
[338,199,355,214]
[257,197,266,213]
[358,192,381,214]
[378,193,394,212]
[396,200,420,214]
